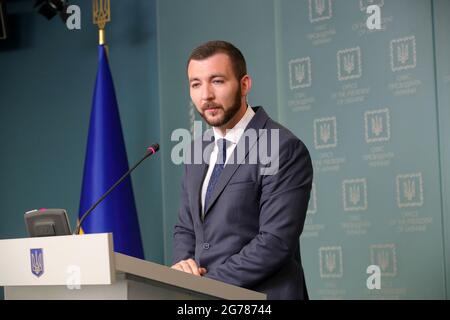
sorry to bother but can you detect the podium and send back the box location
[0,233,266,300]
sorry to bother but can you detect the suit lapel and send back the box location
[203,107,269,217]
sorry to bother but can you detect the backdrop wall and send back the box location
[157,0,450,299]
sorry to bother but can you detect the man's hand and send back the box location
[171,258,207,276]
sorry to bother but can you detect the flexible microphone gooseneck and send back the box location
[74,143,160,235]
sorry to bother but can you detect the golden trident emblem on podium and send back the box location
[93,0,111,45]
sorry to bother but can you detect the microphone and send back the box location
[74,143,160,235]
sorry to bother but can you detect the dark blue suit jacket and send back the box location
[173,107,313,299]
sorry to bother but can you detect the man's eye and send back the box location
[213,80,224,84]
[191,83,200,88]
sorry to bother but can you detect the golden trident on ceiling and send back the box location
[93,0,111,45]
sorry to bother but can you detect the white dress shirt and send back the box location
[201,105,255,216]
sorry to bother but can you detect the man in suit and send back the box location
[171,40,313,300]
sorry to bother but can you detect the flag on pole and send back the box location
[78,45,144,259]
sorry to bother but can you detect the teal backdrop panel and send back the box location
[274,0,445,299]
[157,0,449,299]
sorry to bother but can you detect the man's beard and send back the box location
[198,88,242,128]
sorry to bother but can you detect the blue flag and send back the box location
[78,45,144,259]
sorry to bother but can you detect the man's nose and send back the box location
[201,83,214,101]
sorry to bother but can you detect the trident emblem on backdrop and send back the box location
[294,64,305,85]
[325,251,336,273]
[343,54,355,75]
[397,43,409,65]
[315,0,326,16]
[403,179,416,201]
[371,116,384,137]
[320,123,331,144]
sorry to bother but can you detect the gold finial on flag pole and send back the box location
[93,0,111,45]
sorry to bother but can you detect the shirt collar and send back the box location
[212,104,255,145]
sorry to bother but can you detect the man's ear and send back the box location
[240,75,252,96]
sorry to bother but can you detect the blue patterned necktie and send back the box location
[204,138,227,216]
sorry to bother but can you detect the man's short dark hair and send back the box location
[187,40,247,81]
